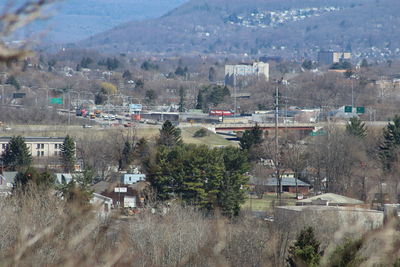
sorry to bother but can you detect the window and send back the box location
[37,144,40,149]
[54,144,57,149]
[2,144,5,149]
[41,144,44,149]
[37,151,40,156]
[41,151,44,156]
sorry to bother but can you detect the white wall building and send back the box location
[0,137,72,158]
[224,62,269,86]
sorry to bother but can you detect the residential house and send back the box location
[120,173,146,185]
[265,177,311,194]
[90,193,113,217]
[99,181,150,209]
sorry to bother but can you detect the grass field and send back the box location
[242,193,297,213]
[0,124,234,147]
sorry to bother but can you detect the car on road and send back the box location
[83,124,93,128]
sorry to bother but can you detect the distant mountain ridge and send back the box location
[17,0,188,43]
[79,0,400,60]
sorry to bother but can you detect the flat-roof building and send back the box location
[225,62,269,86]
[318,51,351,65]
[0,137,70,158]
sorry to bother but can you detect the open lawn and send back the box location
[242,193,297,213]
[0,124,234,147]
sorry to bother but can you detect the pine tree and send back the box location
[59,168,94,206]
[61,135,76,172]
[346,117,367,138]
[158,120,182,147]
[287,227,321,267]
[122,70,132,80]
[208,67,216,82]
[2,136,32,171]
[14,167,55,190]
[380,115,400,171]
[196,91,204,110]
[360,58,369,68]
[178,86,186,112]
[121,141,134,170]
[239,124,263,150]
[219,146,249,217]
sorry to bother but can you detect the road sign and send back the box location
[129,104,142,112]
[13,93,26,98]
[114,187,127,193]
[50,97,63,104]
[344,106,352,113]
[356,107,365,114]
[310,130,327,136]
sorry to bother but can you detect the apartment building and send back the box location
[224,62,269,86]
[318,51,351,65]
[0,137,70,158]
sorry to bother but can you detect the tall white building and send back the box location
[224,62,269,86]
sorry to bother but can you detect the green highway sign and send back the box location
[50,97,63,104]
[344,106,353,113]
[356,107,365,114]
[310,130,327,136]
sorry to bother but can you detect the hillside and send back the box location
[17,0,188,43]
[80,0,400,60]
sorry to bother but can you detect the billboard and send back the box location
[129,104,142,112]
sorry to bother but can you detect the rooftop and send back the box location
[0,137,66,143]
[265,177,311,187]
[297,193,364,206]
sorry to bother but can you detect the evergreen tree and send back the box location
[219,146,249,217]
[135,138,150,159]
[287,227,321,267]
[59,167,94,206]
[121,141,134,170]
[146,144,248,214]
[360,58,369,68]
[14,167,55,191]
[61,135,76,172]
[208,67,216,82]
[196,90,204,110]
[2,136,32,171]
[239,124,263,150]
[178,86,186,112]
[122,70,132,80]
[301,60,313,70]
[327,238,364,267]
[346,117,367,138]
[379,115,400,171]
[145,89,156,104]
[158,120,182,147]
[5,75,20,90]
[175,66,185,76]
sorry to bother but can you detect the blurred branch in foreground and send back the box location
[0,0,59,63]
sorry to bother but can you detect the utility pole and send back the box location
[68,91,71,125]
[351,79,354,108]
[275,87,281,201]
